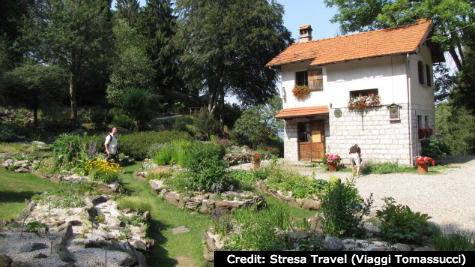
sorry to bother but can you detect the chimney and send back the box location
[299,25,312,42]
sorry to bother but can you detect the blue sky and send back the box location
[129,0,341,40]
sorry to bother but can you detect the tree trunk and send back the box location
[69,72,78,126]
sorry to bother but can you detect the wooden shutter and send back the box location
[308,68,323,90]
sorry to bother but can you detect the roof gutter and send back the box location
[406,53,414,166]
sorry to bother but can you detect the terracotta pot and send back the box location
[417,164,428,174]
[328,163,337,172]
[253,161,260,169]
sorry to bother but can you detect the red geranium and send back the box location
[251,153,260,163]
[415,156,435,166]
[292,85,310,98]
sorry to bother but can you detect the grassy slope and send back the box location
[0,168,68,220]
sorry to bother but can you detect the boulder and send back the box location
[19,242,48,253]
[323,236,343,251]
[131,240,147,251]
[0,254,12,267]
[33,253,48,259]
[199,201,210,214]
[302,199,321,210]
[185,201,200,211]
[163,192,180,206]
[91,195,108,206]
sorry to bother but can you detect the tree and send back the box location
[137,0,185,112]
[122,88,152,130]
[115,0,141,27]
[106,19,155,107]
[232,106,272,149]
[18,0,113,125]
[1,63,67,128]
[175,0,292,124]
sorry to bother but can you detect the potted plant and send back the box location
[251,153,260,169]
[415,156,435,174]
[292,85,310,98]
[323,153,341,171]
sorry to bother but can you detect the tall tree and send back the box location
[1,63,67,128]
[137,0,185,111]
[107,19,155,107]
[18,0,113,125]
[115,0,141,27]
[175,0,292,123]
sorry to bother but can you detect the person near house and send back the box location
[104,127,119,164]
[349,144,361,176]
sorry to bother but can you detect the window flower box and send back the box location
[348,95,380,111]
[292,85,310,98]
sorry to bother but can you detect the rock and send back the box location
[392,243,412,251]
[364,244,387,251]
[302,199,321,210]
[142,160,158,171]
[13,160,28,167]
[413,246,436,251]
[57,264,76,267]
[19,242,48,252]
[203,245,214,262]
[119,254,137,267]
[108,182,120,192]
[86,206,97,220]
[131,240,147,251]
[69,220,82,226]
[31,141,46,146]
[33,253,48,259]
[91,195,108,205]
[185,201,200,211]
[10,261,32,267]
[149,180,164,192]
[143,211,151,221]
[55,244,75,263]
[323,236,343,251]
[164,192,180,206]
[172,226,190,235]
[14,167,30,173]
[0,254,12,267]
[215,201,242,210]
[342,239,355,245]
[199,201,210,214]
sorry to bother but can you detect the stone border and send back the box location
[149,180,265,214]
[255,181,321,210]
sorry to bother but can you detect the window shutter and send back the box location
[308,68,323,90]
[418,61,424,85]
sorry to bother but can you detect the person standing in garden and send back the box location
[104,127,119,164]
[349,144,361,177]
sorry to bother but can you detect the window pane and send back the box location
[296,71,308,86]
[418,61,425,85]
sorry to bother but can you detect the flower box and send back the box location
[292,85,310,98]
[348,95,380,111]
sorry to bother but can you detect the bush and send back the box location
[112,113,133,129]
[151,140,193,166]
[122,88,152,130]
[421,139,450,160]
[0,123,16,141]
[117,197,152,214]
[232,107,271,149]
[319,178,372,237]
[88,106,106,127]
[432,230,475,251]
[84,158,122,184]
[182,142,230,192]
[52,134,84,168]
[376,197,431,244]
[190,108,221,140]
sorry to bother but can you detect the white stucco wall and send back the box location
[280,52,434,165]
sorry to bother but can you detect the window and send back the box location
[350,89,378,98]
[418,61,425,85]
[297,123,310,142]
[426,64,432,86]
[308,68,323,90]
[417,115,422,129]
[425,115,429,128]
[296,71,308,86]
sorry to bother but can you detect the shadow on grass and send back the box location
[0,191,37,203]
[146,218,178,267]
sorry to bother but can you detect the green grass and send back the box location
[117,196,152,213]
[0,168,69,220]
[432,230,475,251]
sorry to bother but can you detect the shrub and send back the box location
[319,178,372,237]
[182,142,230,192]
[88,106,106,127]
[376,197,431,244]
[151,140,193,166]
[432,230,475,251]
[232,107,271,149]
[117,197,152,214]
[112,113,133,129]
[52,134,84,168]
[0,123,16,141]
[421,138,450,160]
[122,88,152,130]
[190,108,221,140]
[225,206,290,251]
[121,131,192,160]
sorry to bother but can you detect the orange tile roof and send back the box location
[275,106,329,119]
[267,19,432,67]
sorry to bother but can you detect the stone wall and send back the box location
[327,105,412,165]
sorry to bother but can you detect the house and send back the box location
[266,19,443,165]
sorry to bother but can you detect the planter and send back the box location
[253,161,261,169]
[327,163,337,172]
[417,164,428,174]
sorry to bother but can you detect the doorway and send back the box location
[298,120,325,161]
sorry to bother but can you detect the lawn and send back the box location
[0,168,69,220]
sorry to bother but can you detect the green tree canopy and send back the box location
[175,0,292,123]
[1,63,67,128]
